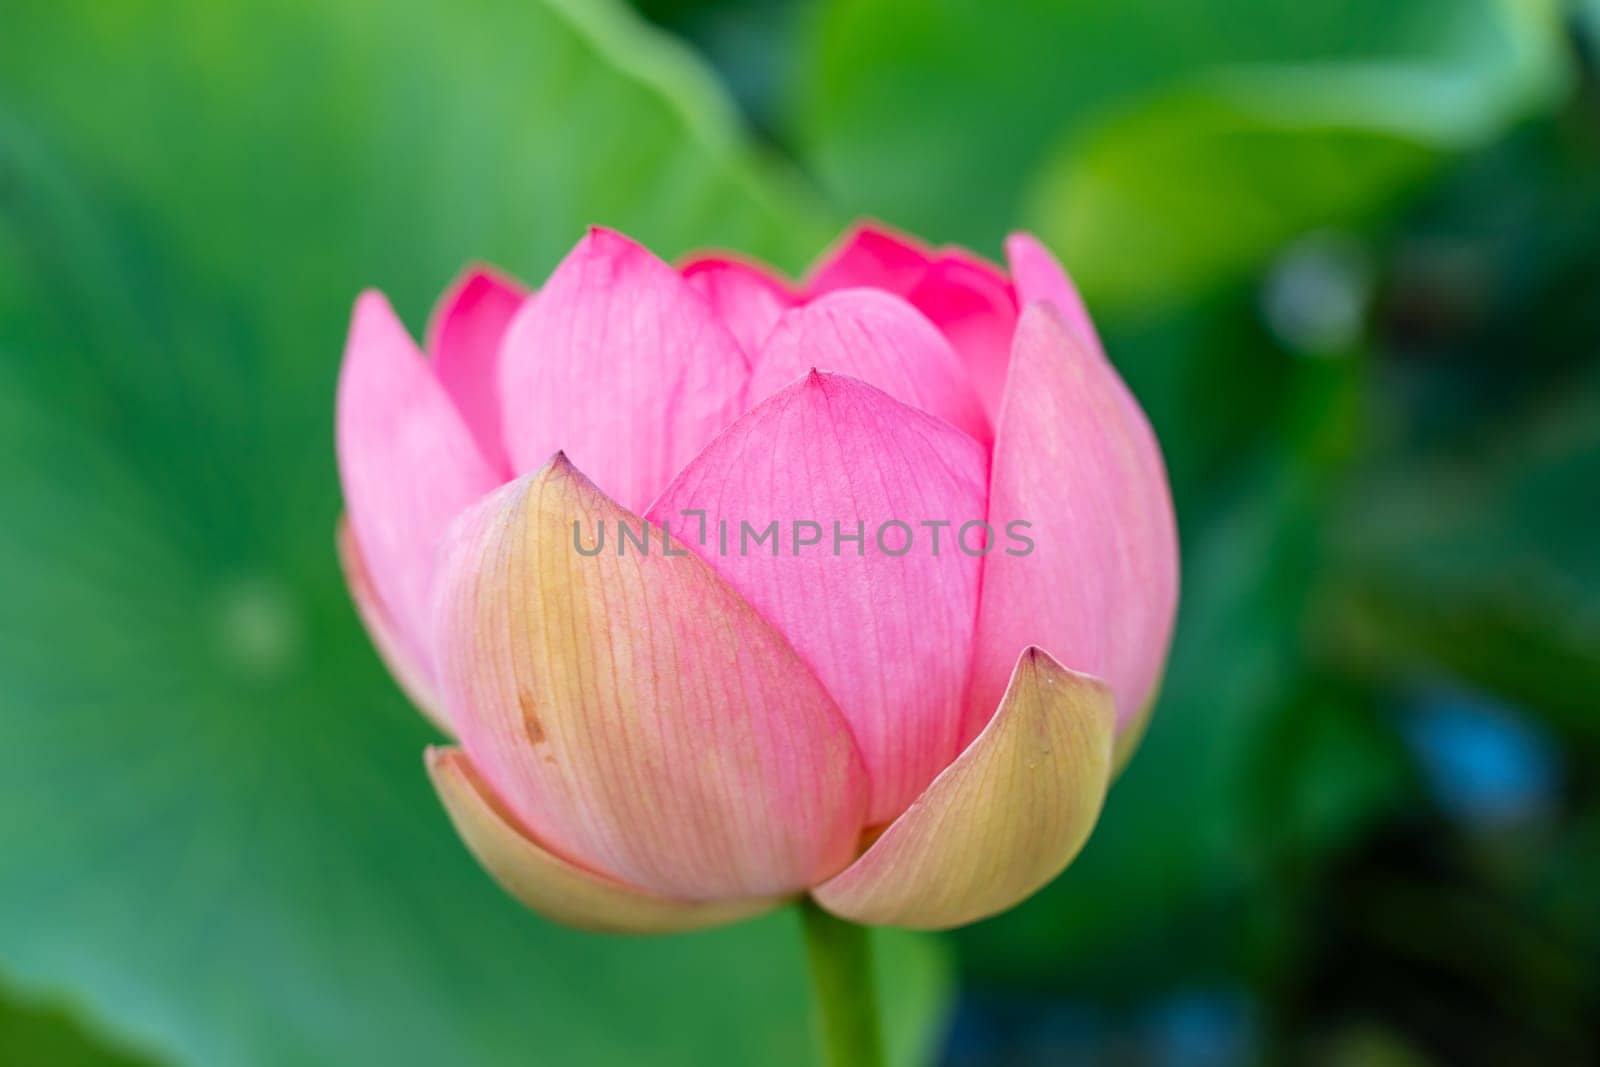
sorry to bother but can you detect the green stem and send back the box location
[798,898,885,1067]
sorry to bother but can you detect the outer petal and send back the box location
[427,748,783,933]
[680,254,794,358]
[335,291,501,698]
[906,253,1018,425]
[1004,232,1100,356]
[336,519,448,731]
[497,228,749,511]
[746,290,990,443]
[434,454,869,900]
[812,648,1115,929]
[967,303,1179,740]
[649,371,988,825]
[425,265,528,473]
[1003,236,1177,730]
[804,221,932,298]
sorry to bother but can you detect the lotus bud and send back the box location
[335,224,1178,932]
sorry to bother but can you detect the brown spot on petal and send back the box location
[518,689,546,747]
[856,822,890,853]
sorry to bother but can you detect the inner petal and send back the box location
[746,288,990,445]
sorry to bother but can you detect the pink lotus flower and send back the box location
[336,223,1178,932]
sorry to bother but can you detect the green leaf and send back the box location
[0,2,948,1065]
[0,986,153,1067]
[1326,368,1600,745]
[1023,12,1569,312]
[1023,77,1438,312]
[792,0,1568,260]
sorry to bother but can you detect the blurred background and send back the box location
[1,0,1596,1063]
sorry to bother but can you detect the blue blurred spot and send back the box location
[943,988,1258,1066]
[1401,684,1559,827]
[1137,989,1258,1067]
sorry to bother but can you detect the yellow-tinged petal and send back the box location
[336,517,449,732]
[427,747,785,934]
[434,454,870,900]
[811,648,1115,929]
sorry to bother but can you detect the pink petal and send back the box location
[967,303,1179,741]
[649,371,989,825]
[497,228,749,512]
[1000,235,1180,749]
[680,254,795,358]
[804,221,933,298]
[433,455,869,900]
[1004,232,1101,356]
[906,252,1019,425]
[336,519,448,732]
[336,291,500,696]
[428,748,785,933]
[746,289,991,444]
[425,265,528,474]
[812,648,1114,929]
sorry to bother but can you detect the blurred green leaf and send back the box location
[0,987,153,1067]
[1023,77,1438,311]
[792,0,1568,264]
[1325,367,1600,746]
[1026,8,1569,311]
[0,1,950,1065]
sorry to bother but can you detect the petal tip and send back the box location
[1002,231,1044,256]
[566,226,650,273]
[539,448,584,484]
[804,220,935,296]
[440,263,526,315]
[1018,645,1110,692]
[343,291,417,379]
[349,289,402,340]
[843,217,929,250]
[581,224,638,254]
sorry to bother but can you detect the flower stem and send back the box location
[798,898,885,1067]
